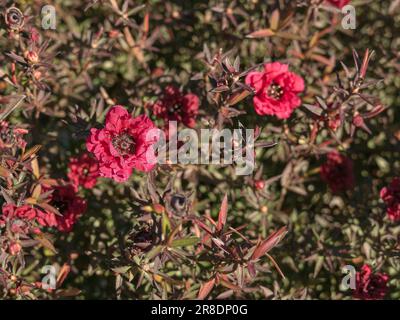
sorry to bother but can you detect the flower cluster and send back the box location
[0,203,56,232]
[1,184,87,234]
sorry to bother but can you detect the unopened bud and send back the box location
[24,50,39,64]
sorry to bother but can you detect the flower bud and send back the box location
[9,241,22,255]
[254,180,265,190]
[24,50,39,64]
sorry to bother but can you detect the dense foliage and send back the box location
[0,0,399,300]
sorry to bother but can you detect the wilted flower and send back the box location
[68,153,100,191]
[353,264,389,300]
[320,151,355,193]
[86,106,159,182]
[245,62,305,119]
[126,223,155,257]
[151,85,199,128]
[380,177,400,222]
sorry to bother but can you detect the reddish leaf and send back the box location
[198,278,215,300]
[251,226,287,260]
[226,90,251,106]
[246,28,275,38]
[216,194,228,232]
[56,263,71,287]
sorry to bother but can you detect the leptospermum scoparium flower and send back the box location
[245,62,305,119]
[45,185,87,233]
[151,85,199,128]
[320,151,355,193]
[68,153,100,191]
[326,0,351,9]
[353,264,389,300]
[380,177,400,222]
[86,106,159,182]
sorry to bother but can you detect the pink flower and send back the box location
[320,151,355,193]
[151,85,199,128]
[86,106,159,182]
[68,153,100,191]
[46,185,87,233]
[380,177,400,222]
[1,203,57,229]
[245,62,305,119]
[353,265,389,300]
[326,0,350,9]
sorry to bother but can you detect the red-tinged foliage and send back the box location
[0,0,399,300]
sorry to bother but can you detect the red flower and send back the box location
[1,203,57,229]
[353,265,389,300]
[47,185,87,233]
[245,62,304,119]
[86,106,159,182]
[380,177,400,222]
[320,151,355,193]
[151,85,199,128]
[326,0,350,9]
[68,153,100,191]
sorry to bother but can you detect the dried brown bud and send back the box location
[166,193,188,216]
[4,7,25,32]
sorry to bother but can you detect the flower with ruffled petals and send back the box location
[151,85,199,128]
[320,151,355,193]
[380,177,400,222]
[1,203,57,229]
[68,153,100,191]
[353,265,389,300]
[47,185,87,233]
[245,62,304,119]
[86,106,159,182]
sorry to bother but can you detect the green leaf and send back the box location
[146,245,163,260]
[111,266,131,274]
[171,237,199,248]
[162,213,171,237]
